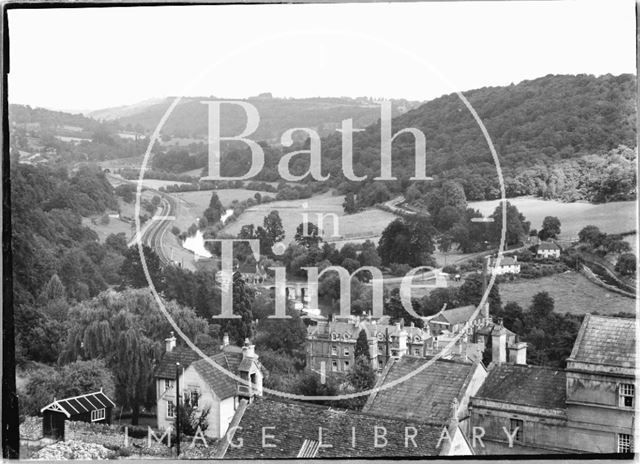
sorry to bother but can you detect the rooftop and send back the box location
[223,398,445,458]
[431,305,477,326]
[190,351,246,399]
[155,345,242,379]
[538,241,561,251]
[474,363,566,410]
[568,314,635,370]
[363,356,478,424]
[40,390,116,418]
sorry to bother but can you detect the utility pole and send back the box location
[175,362,180,456]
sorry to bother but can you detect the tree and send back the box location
[263,210,285,246]
[616,253,636,275]
[178,402,211,436]
[378,218,436,267]
[294,221,322,248]
[442,181,467,210]
[345,355,376,410]
[539,216,561,240]
[343,192,358,214]
[530,291,554,319]
[354,329,371,360]
[120,245,164,290]
[219,272,255,346]
[203,192,224,224]
[59,288,208,424]
[105,233,128,255]
[457,273,501,312]
[38,274,66,303]
[578,225,604,248]
[19,360,115,417]
[489,201,530,246]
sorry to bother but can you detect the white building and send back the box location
[489,256,521,275]
[155,333,263,438]
[537,241,561,259]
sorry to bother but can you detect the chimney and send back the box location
[397,325,408,358]
[222,333,230,347]
[165,331,176,353]
[508,342,527,365]
[491,327,507,364]
[242,338,257,360]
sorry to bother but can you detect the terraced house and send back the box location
[468,314,635,454]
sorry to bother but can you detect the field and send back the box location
[220,192,397,245]
[500,271,636,316]
[469,197,636,238]
[82,215,132,242]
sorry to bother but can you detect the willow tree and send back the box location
[59,288,208,424]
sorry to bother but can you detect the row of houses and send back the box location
[37,307,633,457]
[219,313,634,457]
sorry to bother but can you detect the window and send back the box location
[344,348,350,357]
[343,361,350,370]
[91,408,106,422]
[619,383,634,408]
[331,346,337,356]
[331,360,338,372]
[164,379,173,391]
[190,390,199,408]
[509,419,523,443]
[618,433,633,453]
[414,348,421,356]
[167,400,176,418]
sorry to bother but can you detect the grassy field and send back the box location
[500,271,636,315]
[82,216,133,242]
[220,192,397,245]
[469,197,636,238]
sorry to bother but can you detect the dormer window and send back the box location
[619,383,634,408]
[331,332,338,341]
[343,333,350,340]
[377,333,384,341]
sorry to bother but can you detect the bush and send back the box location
[390,263,411,276]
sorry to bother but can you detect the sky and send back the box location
[8,0,636,112]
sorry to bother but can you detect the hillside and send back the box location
[102,96,420,141]
[312,73,636,204]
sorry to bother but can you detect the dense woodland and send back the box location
[208,74,636,206]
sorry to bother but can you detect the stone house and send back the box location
[469,314,635,454]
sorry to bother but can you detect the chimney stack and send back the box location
[165,331,176,353]
[508,342,527,365]
[242,338,257,359]
[397,325,408,358]
[491,327,507,364]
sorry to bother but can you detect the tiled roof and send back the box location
[474,363,566,410]
[363,356,477,424]
[493,256,518,266]
[40,391,115,418]
[538,242,560,251]
[432,305,477,326]
[568,314,635,369]
[223,398,445,458]
[191,351,245,399]
[311,319,428,340]
[155,347,205,379]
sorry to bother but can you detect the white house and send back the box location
[155,333,263,439]
[489,256,521,275]
[537,241,561,259]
